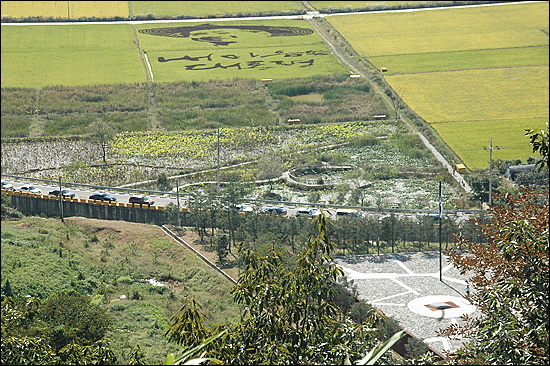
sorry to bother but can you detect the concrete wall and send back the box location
[4,190,186,226]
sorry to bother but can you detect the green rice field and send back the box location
[327,1,549,170]
[136,19,346,83]
[1,19,346,87]
[0,24,145,87]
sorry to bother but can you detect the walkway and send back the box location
[335,251,475,356]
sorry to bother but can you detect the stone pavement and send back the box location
[334,251,476,356]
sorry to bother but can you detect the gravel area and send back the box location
[334,251,477,356]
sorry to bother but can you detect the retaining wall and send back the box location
[4,190,187,226]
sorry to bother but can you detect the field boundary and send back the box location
[132,24,149,82]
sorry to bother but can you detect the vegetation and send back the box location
[438,187,549,364]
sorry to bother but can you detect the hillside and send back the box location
[0,215,240,364]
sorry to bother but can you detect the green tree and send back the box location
[216,234,229,264]
[1,297,116,365]
[525,123,549,172]
[166,212,385,364]
[440,188,549,364]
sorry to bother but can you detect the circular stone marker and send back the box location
[408,295,476,319]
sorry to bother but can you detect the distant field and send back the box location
[385,67,549,123]
[435,118,549,170]
[327,1,549,170]
[308,1,442,10]
[1,1,128,19]
[131,1,302,18]
[1,1,302,19]
[1,24,145,88]
[368,46,549,74]
[136,19,347,83]
[328,2,549,58]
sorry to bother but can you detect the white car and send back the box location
[19,185,42,194]
[236,204,254,213]
[1,180,14,190]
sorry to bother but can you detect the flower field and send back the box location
[0,120,462,209]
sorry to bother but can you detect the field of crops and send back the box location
[0,23,145,88]
[327,1,549,170]
[0,1,302,19]
[136,19,347,83]
[130,1,302,18]
[1,18,346,87]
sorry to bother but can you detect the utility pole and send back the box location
[217,122,220,194]
[176,179,180,227]
[59,176,64,223]
[483,138,499,206]
[438,180,442,281]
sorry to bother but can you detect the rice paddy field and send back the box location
[1,1,129,19]
[1,18,346,87]
[0,1,302,19]
[327,1,549,170]
[135,19,347,83]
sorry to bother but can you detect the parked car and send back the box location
[235,204,254,213]
[335,209,363,219]
[259,206,287,215]
[1,180,14,190]
[129,194,154,206]
[49,189,76,198]
[19,185,42,194]
[295,207,320,218]
[89,193,117,202]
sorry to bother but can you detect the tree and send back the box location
[89,118,116,165]
[439,188,549,364]
[165,212,386,364]
[216,234,229,264]
[1,297,117,365]
[257,154,285,191]
[525,123,549,173]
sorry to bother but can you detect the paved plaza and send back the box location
[334,251,476,356]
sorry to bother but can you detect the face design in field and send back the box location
[138,24,314,47]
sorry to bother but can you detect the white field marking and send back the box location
[391,277,419,295]
[389,254,415,274]
[143,52,154,83]
[370,290,412,304]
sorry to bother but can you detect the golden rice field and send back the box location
[328,2,548,58]
[327,1,549,170]
[385,67,549,123]
[1,1,128,19]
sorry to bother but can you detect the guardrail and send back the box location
[2,174,487,215]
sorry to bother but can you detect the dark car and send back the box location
[89,193,117,202]
[260,206,287,215]
[129,194,155,206]
[49,189,76,198]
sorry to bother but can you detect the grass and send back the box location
[1,24,146,88]
[0,216,240,365]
